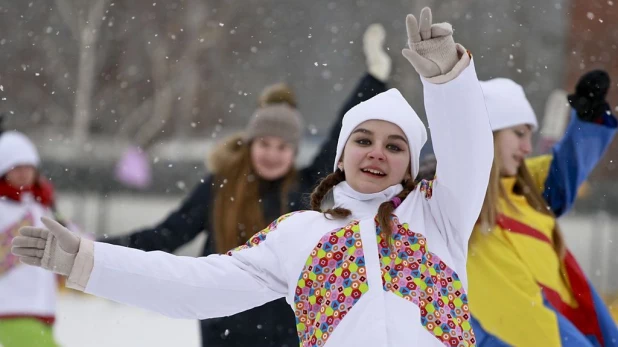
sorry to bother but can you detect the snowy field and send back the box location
[55,292,200,347]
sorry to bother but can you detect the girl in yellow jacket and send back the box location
[468,70,618,346]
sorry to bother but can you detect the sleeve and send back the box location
[538,109,617,217]
[101,176,213,253]
[471,312,592,347]
[83,214,297,320]
[421,57,494,247]
[299,73,387,185]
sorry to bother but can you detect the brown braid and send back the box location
[310,169,351,219]
[376,179,417,246]
[311,168,419,243]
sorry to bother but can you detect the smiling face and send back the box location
[250,136,296,181]
[340,120,411,194]
[4,165,37,188]
[495,124,533,177]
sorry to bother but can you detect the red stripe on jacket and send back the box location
[496,214,604,345]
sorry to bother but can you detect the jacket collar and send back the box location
[333,181,403,220]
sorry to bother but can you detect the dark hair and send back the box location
[310,169,417,244]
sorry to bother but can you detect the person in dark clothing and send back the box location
[101,24,392,347]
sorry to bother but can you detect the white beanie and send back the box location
[333,88,427,179]
[0,131,40,176]
[480,78,538,132]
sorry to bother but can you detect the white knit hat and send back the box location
[0,131,40,176]
[480,78,538,132]
[333,88,427,179]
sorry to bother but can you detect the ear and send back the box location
[337,162,344,171]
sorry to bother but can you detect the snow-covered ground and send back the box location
[55,292,200,347]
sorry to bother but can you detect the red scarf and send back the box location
[0,177,55,208]
[497,214,604,346]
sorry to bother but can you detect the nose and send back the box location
[521,138,532,155]
[367,147,386,161]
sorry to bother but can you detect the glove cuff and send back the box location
[424,44,471,84]
[66,238,95,292]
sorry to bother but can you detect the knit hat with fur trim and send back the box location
[333,88,427,179]
[245,83,303,148]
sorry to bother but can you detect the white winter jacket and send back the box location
[0,196,57,321]
[80,60,492,347]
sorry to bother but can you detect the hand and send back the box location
[363,23,392,82]
[402,7,460,79]
[568,70,612,122]
[12,217,80,276]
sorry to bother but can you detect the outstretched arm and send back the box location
[12,216,292,319]
[101,176,213,253]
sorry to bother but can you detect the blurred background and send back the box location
[1,0,618,346]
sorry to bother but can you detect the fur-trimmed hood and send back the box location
[206,132,247,175]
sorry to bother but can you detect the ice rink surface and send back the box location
[55,292,200,347]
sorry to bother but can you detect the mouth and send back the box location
[360,167,387,177]
[260,161,282,170]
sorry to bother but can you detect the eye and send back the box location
[355,138,371,146]
[386,144,403,152]
[513,129,526,138]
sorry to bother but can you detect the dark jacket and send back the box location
[104,74,387,347]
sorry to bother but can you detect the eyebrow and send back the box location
[351,128,408,143]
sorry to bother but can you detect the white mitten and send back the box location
[402,7,469,82]
[12,217,80,276]
[363,23,392,82]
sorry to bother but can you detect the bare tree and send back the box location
[55,0,109,144]
[118,0,229,150]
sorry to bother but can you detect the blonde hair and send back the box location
[478,131,566,258]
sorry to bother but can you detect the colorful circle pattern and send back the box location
[294,221,369,347]
[377,216,475,347]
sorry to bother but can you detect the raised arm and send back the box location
[13,216,291,320]
[101,176,213,253]
[402,8,493,241]
[541,71,617,216]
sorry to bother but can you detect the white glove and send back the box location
[12,217,80,276]
[402,7,463,79]
[363,23,392,82]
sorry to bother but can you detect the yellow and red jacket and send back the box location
[468,110,618,347]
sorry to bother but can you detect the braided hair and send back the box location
[310,169,418,242]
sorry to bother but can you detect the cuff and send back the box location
[66,238,95,291]
[424,44,471,84]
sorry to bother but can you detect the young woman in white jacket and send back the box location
[12,8,493,347]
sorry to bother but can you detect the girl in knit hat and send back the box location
[99,23,394,347]
[12,7,493,346]
[467,71,618,346]
[0,119,59,347]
